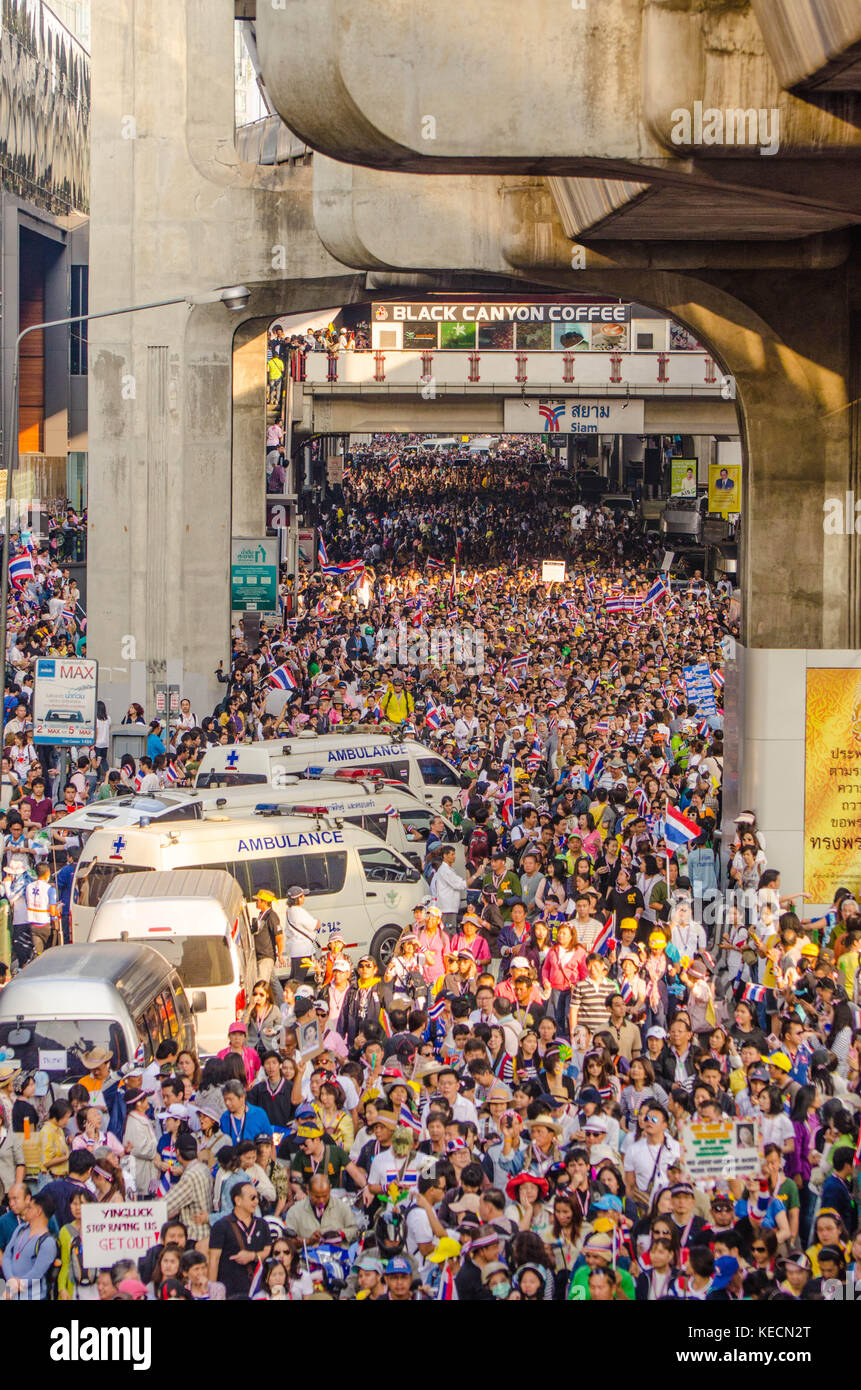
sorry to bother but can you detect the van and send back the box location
[193,731,462,812]
[192,778,466,875]
[0,941,195,1083]
[88,869,255,1054]
[71,812,424,965]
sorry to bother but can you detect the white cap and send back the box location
[511,955,531,970]
[646,1025,667,1040]
[331,957,352,974]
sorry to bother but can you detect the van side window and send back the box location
[376,760,410,785]
[417,757,460,787]
[246,857,278,899]
[399,810,435,838]
[358,847,420,883]
[133,1016,152,1064]
[304,851,347,895]
[344,813,388,841]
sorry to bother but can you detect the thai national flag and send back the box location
[426,558,444,570]
[427,997,446,1022]
[9,554,34,588]
[425,703,441,730]
[586,751,604,787]
[389,455,400,473]
[61,605,76,627]
[712,670,725,690]
[269,663,297,691]
[133,1041,145,1066]
[399,1104,422,1134]
[696,718,710,737]
[743,983,767,1004]
[320,559,365,578]
[663,803,700,847]
[383,804,399,817]
[508,654,528,673]
[620,979,633,1004]
[317,535,329,567]
[436,1264,455,1301]
[584,575,595,600]
[594,917,617,956]
[604,597,626,613]
[644,576,668,606]
[163,761,180,784]
[249,1260,264,1299]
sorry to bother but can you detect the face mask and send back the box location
[491,1280,511,1299]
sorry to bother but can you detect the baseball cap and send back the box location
[427,1237,461,1264]
[355,1254,384,1274]
[384,1257,412,1276]
[711,1255,740,1290]
[227,1022,247,1035]
[583,1116,608,1135]
[767,1052,792,1072]
[510,955,531,970]
[646,1025,667,1040]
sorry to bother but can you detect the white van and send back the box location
[193,731,462,812]
[88,869,255,1054]
[71,812,424,965]
[192,778,465,876]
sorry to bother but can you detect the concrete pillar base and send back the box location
[725,645,861,911]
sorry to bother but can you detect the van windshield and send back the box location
[0,1020,128,1075]
[135,934,235,987]
[194,771,268,788]
[76,863,153,909]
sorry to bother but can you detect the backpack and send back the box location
[467,825,489,869]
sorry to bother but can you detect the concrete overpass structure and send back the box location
[88,0,861,879]
[296,347,737,437]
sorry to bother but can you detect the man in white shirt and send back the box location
[452,703,480,751]
[419,1068,478,1129]
[430,845,481,932]
[624,1103,681,1200]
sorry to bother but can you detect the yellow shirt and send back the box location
[40,1119,70,1176]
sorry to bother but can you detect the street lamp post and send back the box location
[0,285,250,774]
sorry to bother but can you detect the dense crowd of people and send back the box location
[0,446,858,1301]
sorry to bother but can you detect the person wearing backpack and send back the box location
[57,1188,99,1300]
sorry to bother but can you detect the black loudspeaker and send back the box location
[644,448,662,485]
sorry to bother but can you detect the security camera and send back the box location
[218,285,251,311]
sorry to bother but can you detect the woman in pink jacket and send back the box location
[541,923,587,1029]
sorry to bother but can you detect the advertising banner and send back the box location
[503,398,644,435]
[373,301,631,325]
[230,537,279,615]
[681,1117,761,1183]
[32,657,98,746]
[81,1201,167,1267]
[670,459,698,496]
[804,667,861,903]
[708,461,742,516]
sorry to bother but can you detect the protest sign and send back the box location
[681,1117,761,1183]
[81,1201,167,1267]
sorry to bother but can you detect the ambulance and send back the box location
[192,729,462,813]
[70,811,424,965]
